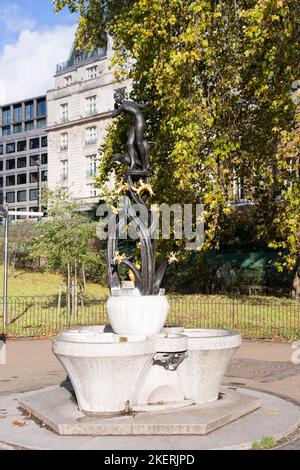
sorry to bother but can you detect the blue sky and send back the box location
[0,0,77,50]
[0,0,78,103]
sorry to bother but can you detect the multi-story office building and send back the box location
[47,39,130,207]
[0,96,48,219]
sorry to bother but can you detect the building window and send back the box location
[85,126,97,145]
[17,190,27,202]
[25,121,34,131]
[60,133,68,151]
[60,103,69,122]
[86,155,97,177]
[87,66,98,80]
[2,107,11,126]
[17,140,27,152]
[61,160,68,181]
[0,177,3,188]
[13,104,22,122]
[6,192,15,203]
[30,155,40,166]
[0,162,3,172]
[37,118,46,129]
[64,76,72,87]
[6,159,15,171]
[17,208,27,220]
[87,184,98,198]
[25,101,34,120]
[41,136,47,147]
[2,126,11,136]
[0,145,3,155]
[29,189,38,201]
[17,174,27,185]
[86,96,97,116]
[13,124,22,134]
[6,143,15,154]
[0,193,3,205]
[41,153,48,165]
[6,175,15,186]
[17,157,27,169]
[29,172,38,184]
[29,138,39,150]
[37,98,46,117]
[41,170,48,182]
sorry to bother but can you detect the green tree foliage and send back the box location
[54,1,300,271]
[27,189,106,283]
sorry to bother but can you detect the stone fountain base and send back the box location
[52,327,242,414]
[21,324,261,439]
[18,385,260,436]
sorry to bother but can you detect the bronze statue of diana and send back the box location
[112,99,151,175]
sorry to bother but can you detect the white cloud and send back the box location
[0,3,36,34]
[0,24,76,104]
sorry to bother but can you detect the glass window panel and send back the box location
[6,159,15,170]
[37,98,46,117]
[13,105,22,122]
[41,136,47,147]
[6,143,15,154]
[25,101,34,120]
[2,107,11,126]
[6,192,15,203]
[13,123,22,134]
[29,189,38,201]
[25,121,34,131]
[17,190,27,202]
[6,175,15,186]
[2,126,11,136]
[17,174,27,185]
[29,172,38,183]
[30,138,39,150]
[17,141,27,152]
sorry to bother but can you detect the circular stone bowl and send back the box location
[106,295,170,336]
[53,331,156,413]
[177,329,242,404]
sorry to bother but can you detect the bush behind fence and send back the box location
[1,295,300,340]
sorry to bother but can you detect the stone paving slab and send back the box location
[0,387,299,450]
[18,386,260,436]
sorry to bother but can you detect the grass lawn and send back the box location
[0,266,108,298]
[166,294,300,340]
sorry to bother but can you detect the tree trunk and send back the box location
[292,254,300,299]
[74,260,78,318]
[67,263,71,321]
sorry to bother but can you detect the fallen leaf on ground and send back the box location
[12,419,27,427]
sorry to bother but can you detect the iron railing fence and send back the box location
[0,295,300,340]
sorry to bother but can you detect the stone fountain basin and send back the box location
[106,295,170,336]
[53,331,155,414]
[177,329,242,403]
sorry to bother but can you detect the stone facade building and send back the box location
[46,39,130,208]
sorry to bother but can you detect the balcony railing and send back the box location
[85,139,97,146]
[60,116,69,123]
[56,47,107,74]
[86,169,97,178]
[86,109,97,117]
